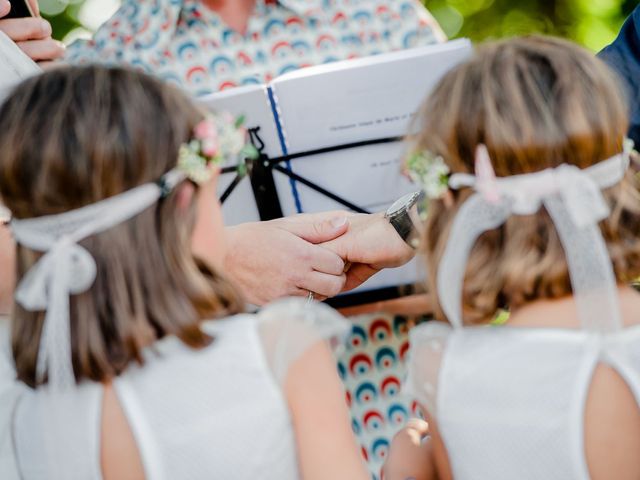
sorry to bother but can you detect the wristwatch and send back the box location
[384,191,424,249]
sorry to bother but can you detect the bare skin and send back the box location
[385,286,640,480]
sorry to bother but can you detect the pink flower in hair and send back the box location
[201,138,219,157]
[195,118,219,157]
[195,119,218,141]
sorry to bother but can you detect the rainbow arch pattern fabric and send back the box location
[337,312,429,479]
[66,0,444,97]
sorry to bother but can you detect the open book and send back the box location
[0,31,41,104]
[202,39,474,298]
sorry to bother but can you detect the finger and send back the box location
[27,0,40,16]
[309,245,346,276]
[298,271,346,299]
[279,214,350,244]
[17,38,65,61]
[290,288,328,303]
[405,418,430,436]
[342,263,379,292]
[0,1,10,18]
[37,60,61,70]
[0,17,51,41]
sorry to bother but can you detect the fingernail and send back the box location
[331,216,348,228]
[41,19,52,35]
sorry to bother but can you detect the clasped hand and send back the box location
[0,0,65,65]
[225,212,415,306]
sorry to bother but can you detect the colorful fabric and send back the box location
[337,312,428,480]
[65,0,444,96]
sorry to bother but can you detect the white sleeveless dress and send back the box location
[406,321,640,479]
[1,299,349,480]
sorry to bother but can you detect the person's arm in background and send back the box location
[0,0,64,66]
[598,6,640,146]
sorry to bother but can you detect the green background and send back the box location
[43,0,639,52]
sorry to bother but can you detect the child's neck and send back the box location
[507,285,640,330]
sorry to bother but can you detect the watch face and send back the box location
[387,191,420,217]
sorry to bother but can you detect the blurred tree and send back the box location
[43,0,640,52]
[424,0,640,51]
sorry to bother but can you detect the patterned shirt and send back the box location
[66,0,445,96]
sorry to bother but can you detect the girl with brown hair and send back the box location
[385,36,640,480]
[0,65,368,480]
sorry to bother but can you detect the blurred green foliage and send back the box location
[424,0,639,51]
[43,0,640,52]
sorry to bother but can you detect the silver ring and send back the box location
[307,291,315,303]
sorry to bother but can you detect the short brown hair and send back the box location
[0,66,243,387]
[411,36,640,324]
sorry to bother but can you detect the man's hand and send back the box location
[0,0,65,64]
[223,213,350,306]
[321,212,415,292]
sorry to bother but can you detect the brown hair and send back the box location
[0,66,243,387]
[412,36,640,325]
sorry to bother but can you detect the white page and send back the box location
[270,39,472,291]
[0,31,41,104]
[199,85,281,225]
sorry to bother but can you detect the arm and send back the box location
[0,0,65,65]
[385,418,437,480]
[223,212,350,305]
[285,340,369,480]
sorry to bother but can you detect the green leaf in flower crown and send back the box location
[237,162,248,178]
[241,143,259,160]
[235,115,246,129]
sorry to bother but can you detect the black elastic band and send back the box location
[219,133,403,214]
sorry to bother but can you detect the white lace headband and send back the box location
[10,169,185,389]
[436,142,632,333]
[5,113,255,391]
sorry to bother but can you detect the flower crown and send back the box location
[178,113,259,184]
[407,138,636,201]
[406,149,450,200]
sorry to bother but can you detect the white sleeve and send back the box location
[404,321,452,414]
[256,299,350,386]
[0,31,41,104]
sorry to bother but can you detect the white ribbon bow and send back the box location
[11,169,185,389]
[439,146,631,333]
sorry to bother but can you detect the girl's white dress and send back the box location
[1,299,349,480]
[406,320,640,479]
